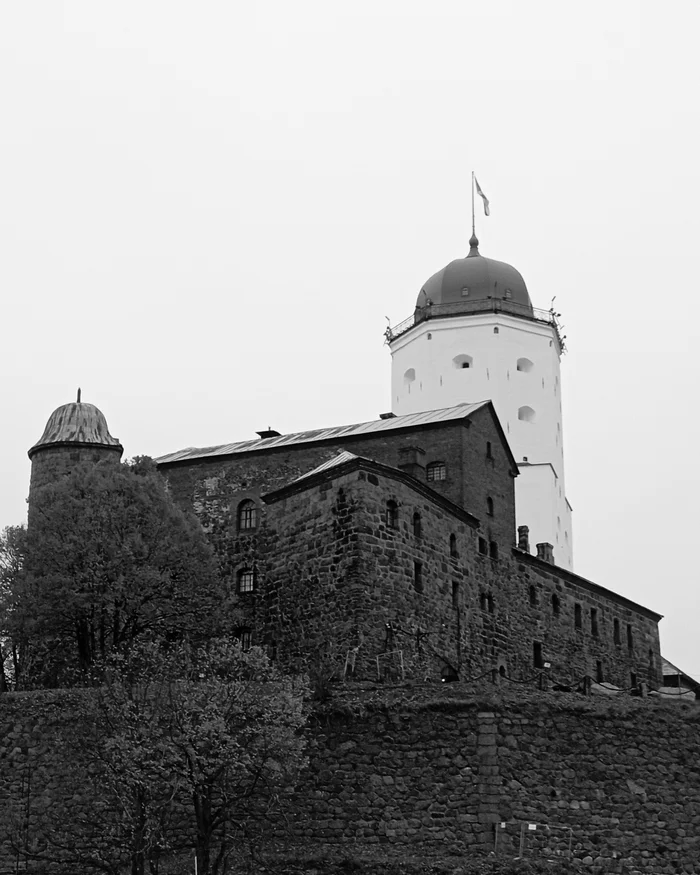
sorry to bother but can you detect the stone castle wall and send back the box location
[1,687,699,873]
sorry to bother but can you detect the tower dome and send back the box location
[417,235,532,312]
[29,393,122,459]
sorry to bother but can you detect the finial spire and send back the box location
[468,233,480,257]
[77,387,81,403]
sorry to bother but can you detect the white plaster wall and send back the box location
[389,312,573,569]
[516,464,573,570]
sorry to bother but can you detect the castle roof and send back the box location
[417,235,532,311]
[29,394,122,459]
[155,401,517,471]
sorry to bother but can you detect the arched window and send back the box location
[552,593,561,616]
[452,354,473,369]
[426,461,446,482]
[386,500,399,529]
[412,511,422,537]
[403,368,416,388]
[516,357,534,373]
[449,533,458,558]
[237,568,256,594]
[237,499,257,531]
[486,496,494,516]
[518,406,536,423]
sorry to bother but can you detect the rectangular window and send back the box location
[413,561,423,593]
[596,661,604,683]
[426,462,446,481]
[238,570,255,594]
[533,641,544,669]
[478,537,488,555]
[452,580,459,608]
[236,627,252,650]
[489,541,499,560]
[613,618,621,645]
[627,623,634,651]
[574,603,582,629]
[590,608,599,637]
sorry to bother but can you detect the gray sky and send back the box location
[1,1,698,678]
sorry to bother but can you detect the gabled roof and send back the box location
[155,401,517,469]
[662,658,700,691]
[263,452,481,529]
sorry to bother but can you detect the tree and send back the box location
[7,458,226,687]
[0,524,27,691]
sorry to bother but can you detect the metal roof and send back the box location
[290,451,361,483]
[156,402,489,466]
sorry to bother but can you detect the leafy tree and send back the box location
[17,640,309,875]
[7,458,226,687]
[0,524,27,691]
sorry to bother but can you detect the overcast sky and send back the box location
[1,1,698,679]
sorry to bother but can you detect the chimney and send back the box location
[256,428,281,439]
[397,446,426,480]
[536,543,554,564]
[517,525,530,554]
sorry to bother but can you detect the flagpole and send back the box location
[471,170,476,238]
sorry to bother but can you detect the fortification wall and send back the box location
[1,686,699,874]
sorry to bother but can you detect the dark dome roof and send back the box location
[29,397,123,459]
[417,236,532,310]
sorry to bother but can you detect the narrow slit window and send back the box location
[591,608,599,637]
[552,594,560,616]
[413,511,422,537]
[574,603,582,629]
[449,533,458,558]
[413,561,423,593]
[533,641,544,669]
[613,618,621,645]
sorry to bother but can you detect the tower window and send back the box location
[488,594,494,613]
[413,511,422,537]
[413,561,423,593]
[552,593,561,616]
[516,357,534,373]
[518,406,536,423]
[627,624,634,651]
[504,289,512,300]
[486,441,493,459]
[480,592,487,610]
[486,497,494,516]
[386,500,399,529]
[403,368,416,387]
[613,618,621,645]
[591,608,599,637]
[452,580,459,608]
[426,461,446,481]
[453,354,473,369]
[533,641,544,669]
[493,327,499,334]
[461,286,470,297]
[449,533,458,558]
[237,568,256,594]
[237,499,258,531]
[574,603,582,629]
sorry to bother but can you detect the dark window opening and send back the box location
[574,603,582,629]
[489,541,499,560]
[413,561,423,593]
[267,639,277,661]
[237,568,256,594]
[630,672,638,691]
[461,362,470,369]
[627,623,634,651]
[499,665,506,677]
[486,441,493,459]
[533,641,544,669]
[478,537,488,555]
[386,500,399,528]
[486,496,494,516]
[452,580,459,608]
[552,593,560,616]
[487,594,494,614]
[413,511,422,537]
[235,627,252,651]
[529,585,537,607]
[237,499,258,531]
[596,661,604,683]
[442,665,459,682]
[426,461,446,482]
[449,533,458,558]
[480,592,487,611]
[613,618,621,645]
[591,608,599,638]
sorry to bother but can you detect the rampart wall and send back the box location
[1,687,699,874]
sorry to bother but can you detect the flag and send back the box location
[474,176,490,216]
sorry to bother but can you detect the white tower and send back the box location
[388,233,573,570]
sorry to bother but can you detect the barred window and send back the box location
[235,626,252,650]
[237,499,258,531]
[237,568,256,594]
[426,461,446,482]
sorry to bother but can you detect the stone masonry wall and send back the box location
[2,687,699,874]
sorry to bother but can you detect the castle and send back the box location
[27,235,669,692]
